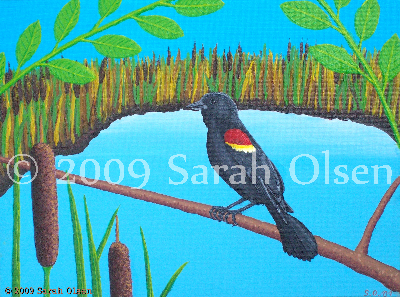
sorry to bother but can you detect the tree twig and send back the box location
[1,156,399,292]
[355,176,400,255]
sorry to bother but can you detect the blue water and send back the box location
[1,110,399,296]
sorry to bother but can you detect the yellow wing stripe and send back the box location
[225,142,256,153]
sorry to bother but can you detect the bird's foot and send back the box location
[209,206,241,226]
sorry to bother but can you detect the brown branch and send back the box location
[356,176,400,255]
[1,156,400,291]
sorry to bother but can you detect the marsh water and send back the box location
[2,110,399,296]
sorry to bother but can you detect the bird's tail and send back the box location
[271,208,318,261]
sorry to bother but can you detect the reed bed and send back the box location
[0,42,399,162]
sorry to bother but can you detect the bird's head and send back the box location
[185,92,239,126]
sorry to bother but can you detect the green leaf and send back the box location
[89,35,141,58]
[99,0,122,18]
[160,262,189,297]
[16,20,41,68]
[309,44,360,74]
[334,0,351,11]
[354,0,379,42]
[67,177,87,292]
[140,227,154,297]
[47,59,96,84]
[174,0,224,17]
[84,196,102,296]
[54,0,80,42]
[96,206,119,259]
[0,53,5,81]
[379,34,400,85]
[280,1,331,30]
[134,15,184,40]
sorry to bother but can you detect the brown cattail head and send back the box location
[24,75,32,105]
[0,94,6,122]
[108,216,133,297]
[135,65,140,86]
[222,50,227,73]
[73,84,81,98]
[334,72,340,85]
[30,143,59,267]
[287,39,292,62]
[5,62,13,84]
[304,42,309,61]
[212,44,218,80]
[191,42,197,68]
[236,44,243,80]
[64,82,70,95]
[148,62,154,83]
[167,47,171,66]
[143,60,148,83]
[99,57,107,84]
[201,44,205,62]
[11,85,19,116]
[32,74,39,102]
[227,48,233,72]
[300,41,304,59]
[45,62,51,80]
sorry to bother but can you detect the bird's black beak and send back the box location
[184,99,207,111]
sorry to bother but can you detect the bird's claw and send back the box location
[209,206,240,226]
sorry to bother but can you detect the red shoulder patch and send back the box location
[224,129,252,145]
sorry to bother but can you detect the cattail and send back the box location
[5,62,13,84]
[222,50,227,73]
[11,86,19,116]
[287,39,292,62]
[99,57,107,84]
[135,65,140,87]
[64,82,70,95]
[191,42,197,68]
[39,68,46,101]
[212,44,218,81]
[148,62,154,84]
[0,94,6,122]
[45,61,50,80]
[334,72,340,85]
[167,47,171,66]
[236,44,243,80]
[32,74,39,102]
[24,75,32,105]
[108,216,133,297]
[304,42,309,61]
[143,60,148,83]
[300,41,304,59]
[201,44,205,62]
[227,48,233,72]
[73,84,81,98]
[30,143,59,267]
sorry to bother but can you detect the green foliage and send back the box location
[47,59,96,84]
[99,0,122,18]
[379,34,400,85]
[67,178,87,294]
[334,0,351,11]
[54,0,80,43]
[0,52,5,82]
[309,44,359,73]
[96,207,119,259]
[134,15,184,39]
[354,0,380,43]
[280,1,331,30]
[16,20,41,68]
[174,0,225,17]
[140,227,188,297]
[89,35,141,58]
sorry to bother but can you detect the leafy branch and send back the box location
[281,0,400,148]
[0,0,224,95]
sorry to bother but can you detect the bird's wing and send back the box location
[223,126,294,213]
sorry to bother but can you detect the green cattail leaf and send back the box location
[379,34,400,85]
[0,52,5,81]
[67,177,87,292]
[54,0,80,43]
[89,35,141,58]
[99,0,122,18]
[334,0,351,11]
[16,20,41,68]
[160,262,189,297]
[84,196,102,296]
[280,1,331,30]
[309,44,360,74]
[174,0,224,17]
[133,15,184,40]
[354,0,379,42]
[96,207,119,259]
[47,59,96,84]
[140,227,154,297]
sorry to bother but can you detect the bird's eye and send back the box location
[210,98,217,105]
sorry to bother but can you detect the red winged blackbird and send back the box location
[185,92,318,261]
